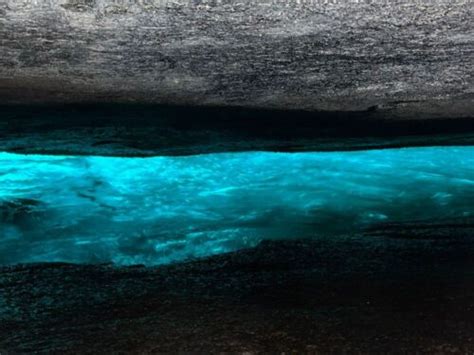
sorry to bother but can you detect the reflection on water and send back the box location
[1,147,473,265]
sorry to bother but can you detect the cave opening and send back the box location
[1,146,473,266]
[1,0,473,351]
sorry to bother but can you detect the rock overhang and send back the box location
[0,0,472,155]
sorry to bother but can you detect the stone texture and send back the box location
[0,0,473,119]
[1,219,474,353]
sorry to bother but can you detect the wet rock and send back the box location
[0,198,42,225]
[1,220,474,353]
[1,104,473,156]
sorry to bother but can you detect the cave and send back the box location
[1,0,474,353]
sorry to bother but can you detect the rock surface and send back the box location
[1,0,473,119]
[1,219,474,353]
[1,103,474,156]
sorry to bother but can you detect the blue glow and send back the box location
[1,147,474,265]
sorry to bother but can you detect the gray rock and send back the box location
[0,0,472,120]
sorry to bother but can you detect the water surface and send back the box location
[1,147,473,265]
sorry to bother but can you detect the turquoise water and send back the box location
[1,147,473,265]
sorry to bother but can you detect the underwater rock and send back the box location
[1,222,474,353]
[0,198,41,226]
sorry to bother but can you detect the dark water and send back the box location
[1,147,473,265]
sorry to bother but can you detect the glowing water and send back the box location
[1,147,473,265]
